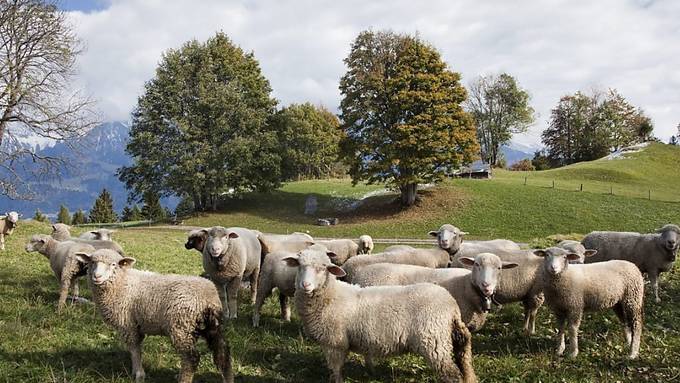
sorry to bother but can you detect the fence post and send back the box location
[580,183,583,192]
[648,190,651,200]
[610,186,613,195]
[552,180,555,189]
[524,176,527,186]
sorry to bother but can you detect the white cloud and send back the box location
[68,0,680,143]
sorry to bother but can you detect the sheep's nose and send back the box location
[481,281,490,288]
[302,281,311,289]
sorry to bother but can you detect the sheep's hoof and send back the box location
[567,350,578,358]
[252,316,259,328]
[655,297,661,303]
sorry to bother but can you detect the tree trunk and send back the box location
[211,194,218,211]
[400,183,418,206]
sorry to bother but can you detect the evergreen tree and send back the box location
[72,209,87,225]
[141,191,165,221]
[174,196,195,218]
[130,205,143,221]
[56,204,71,225]
[339,31,478,206]
[89,188,118,223]
[121,206,133,222]
[33,208,47,223]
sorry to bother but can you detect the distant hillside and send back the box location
[500,143,535,166]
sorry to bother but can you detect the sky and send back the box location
[61,0,680,147]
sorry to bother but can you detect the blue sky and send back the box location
[63,0,680,146]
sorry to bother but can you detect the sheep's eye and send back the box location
[111,263,116,267]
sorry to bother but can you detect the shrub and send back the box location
[509,159,535,171]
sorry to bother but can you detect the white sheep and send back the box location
[556,240,596,264]
[0,211,19,250]
[283,248,477,383]
[257,235,313,259]
[583,224,680,302]
[357,234,374,255]
[75,249,234,383]
[535,247,644,359]
[313,239,359,265]
[79,228,116,241]
[202,226,261,319]
[25,234,95,311]
[342,249,450,283]
[51,223,125,255]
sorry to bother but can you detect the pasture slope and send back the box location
[1,143,679,382]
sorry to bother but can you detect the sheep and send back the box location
[0,211,19,250]
[583,224,680,302]
[75,249,234,383]
[357,235,374,255]
[51,223,125,255]
[342,249,450,283]
[202,226,262,319]
[455,239,522,261]
[556,240,596,264]
[349,254,518,331]
[313,239,359,265]
[282,248,477,383]
[534,247,644,359]
[79,228,116,241]
[24,234,95,311]
[257,236,313,259]
[185,229,208,253]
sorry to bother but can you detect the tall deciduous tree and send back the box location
[466,73,534,166]
[271,103,342,180]
[0,0,98,198]
[118,32,280,211]
[56,204,70,224]
[89,188,117,223]
[339,31,478,206]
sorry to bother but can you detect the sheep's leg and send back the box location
[613,304,631,345]
[252,277,272,327]
[523,292,544,336]
[206,326,234,383]
[0,233,5,251]
[177,343,200,383]
[57,272,73,312]
[363,354,375,374]
[226,277,241,319]
[249,269,259,305]
[648,271,661,303]
[450,319,476,383]
[555,315,566,356]
[214,281,228,319]
[71,278,80,302]
[627,304,642,359]
[279,293,291,322]
[124,333,145,383]
[323,347,347,383]
[566,314,581,358]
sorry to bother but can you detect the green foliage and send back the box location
[174,196,195,218]
[32,208,47,223]
[509,159,535,171]
[271,103,342,180]
[531,150,551,170]
[339,30,478,206]
[118,32,280,211]
[671,136,679,146]
[120,205,144,222]
[467,73,535,166]
[89,189,117,223]
[56,204,70,225]
[141,191,165,222]
[71,209,87,225]
[542,89,649,166]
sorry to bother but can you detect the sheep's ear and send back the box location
[566,253,581,262]
[327,265,346,277]
[118,257,136,268]
[583,249,597,258]
[459,257,475,267]
[533,250,548,257]
[305,241,314,246]
[282,256,300,267]
[228,232,239,239]
[327,251,338,259]
[502,262,519,269]
[428,231,439,237]
[74,252,92,264]
[51,224,57,231]
[460,231,469,236]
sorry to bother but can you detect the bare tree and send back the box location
[0,0,98,198]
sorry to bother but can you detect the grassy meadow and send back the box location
[2,143,680,382]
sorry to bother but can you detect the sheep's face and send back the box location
[75,249,133,285]
[6,211,19,224]
[358,235,373,254]
[660,229,679,255]
[557,241,597,264]
[25,234,49,252]
[429,224,466,254]
[90,229,114,241]
[282,249,345,295]
[460,253,517,297]
[205,227,239,258]
[535,248,581,276]
[185,229,208,252]
[51,223,71,240]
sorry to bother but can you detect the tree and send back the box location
[141,191,165,222]
[33,208,47,222]
[56,204,70,224]
[118,32,280,211]
[174,196,195,218]
[509,159,535,171]
[466,73,535,166]
[0,0,98,199]
[71,208,87,225]
[339,31,478,206]
[671,136,678,146]
[271,103,343,180]
[89,188,117,223]
[121,204,143,222]
[531,150,551,170]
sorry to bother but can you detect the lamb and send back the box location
[535,247,644,359]
[283,248,477,383]
[51,223,125,255]
[75,249,233,383]
[202,226,262,319]
[0,211,19,250]
[342,249,450,283]
[350,254,518,331]
[583,224,680,302]
[357,235,374,254]
[79,228,116,241]
[556,240,596,264]
[313,239,359,265]
[25,234,95,311]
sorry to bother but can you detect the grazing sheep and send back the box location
[283,249,477,383]
[0,211,19,250]
[75,249,234,383]
[357,235,374,255]
[455,239,522,263]
[557,240,596,264]
[583,225,679,302]
[535,247,644,359]
[51,223,125,255]
[79,228,116,241]
[342,249,450,283]
[313,239,359,265]
[25,234,95,311]
[202,226,262,319]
